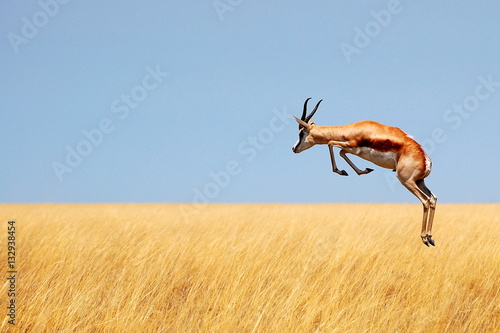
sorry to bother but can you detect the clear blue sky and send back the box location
[1,1,499,203]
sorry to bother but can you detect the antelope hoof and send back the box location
[340,170,348,176]
[365,168,374,174]
[428,237,435,246]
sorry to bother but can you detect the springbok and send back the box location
[292,98,437,246]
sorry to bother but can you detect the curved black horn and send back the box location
[301,98,312,120]
[305,99,323,123]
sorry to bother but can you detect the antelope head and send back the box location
[292,98,322,153]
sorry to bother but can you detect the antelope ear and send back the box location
[293,116,310,129]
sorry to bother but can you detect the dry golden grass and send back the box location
[0,204,499,332]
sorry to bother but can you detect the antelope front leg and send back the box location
[328,144,348,176]
[339,150,374,175]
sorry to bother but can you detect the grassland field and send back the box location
[0,203,499,332]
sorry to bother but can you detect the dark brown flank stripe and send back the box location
[357,138,403,151]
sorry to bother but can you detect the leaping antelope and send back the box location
[292,98,437,246]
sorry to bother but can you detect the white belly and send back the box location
[346,147,397,169]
